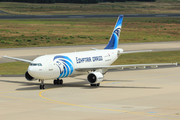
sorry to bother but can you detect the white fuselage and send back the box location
[28,48,123,80]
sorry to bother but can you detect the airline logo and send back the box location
[53,55,74,78]
[114,27,121,37]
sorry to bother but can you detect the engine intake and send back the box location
[87,72,103,84]
[25,71,36,81]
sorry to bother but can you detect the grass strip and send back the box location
[0,62,29,75]
[0,17,179,48]
[0,1,179,15]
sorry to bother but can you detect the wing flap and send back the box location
[2,56,33,63]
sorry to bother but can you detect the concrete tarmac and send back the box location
[0,42,180,120]
[0,66,180,120]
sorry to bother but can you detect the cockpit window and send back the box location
[30,63,42,66]
[38,63,42,66]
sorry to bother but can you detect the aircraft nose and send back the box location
[28,66,39,78]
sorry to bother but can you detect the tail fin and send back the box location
[104,15,123,49]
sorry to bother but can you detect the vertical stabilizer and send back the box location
[104,15,123,49]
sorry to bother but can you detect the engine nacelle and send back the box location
[87,72,103,84]
[25,71,36,81]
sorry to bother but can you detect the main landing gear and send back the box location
[40,79,45,89]
[39,79,63,89]
[54,79,63,85]
[91,83,100,87]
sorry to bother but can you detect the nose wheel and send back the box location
[40,84,44,89]
[91,83,100,87]
[40,79,45,89]
[54,79,63,85]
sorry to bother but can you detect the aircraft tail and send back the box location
[104,15,123,49]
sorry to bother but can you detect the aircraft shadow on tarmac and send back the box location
[0,79,161,91]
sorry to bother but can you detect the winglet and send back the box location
[104,15,124,49]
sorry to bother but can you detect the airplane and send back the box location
[2,15,177,89]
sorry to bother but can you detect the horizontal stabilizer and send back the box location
[91,48,100,50]
[122,50,152,54]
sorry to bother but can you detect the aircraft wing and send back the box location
[75,63,177,71]
[2,56,32,63]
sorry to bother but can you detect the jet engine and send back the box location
[25,71,36,81]
[87,72,103,84]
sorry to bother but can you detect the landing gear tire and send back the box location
[40,85,45,89]
[59,80,63,84]
[54,79,63,85]
[57,80,61,84]
[91,83,100,87]
[54,80,57,85]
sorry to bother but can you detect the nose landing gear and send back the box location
[91,83,100,87]
[54,79,63,85]
[40,79,45,89]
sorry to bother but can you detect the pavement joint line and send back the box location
[39,88,180,120]
[102,81,119,84]
[128,74,180,81]
[77,105,97,109]
[0,95,57,104]
[17,97,36,101]
[0,91,23,94]
[0,95,16,99]
[144,112,180,116]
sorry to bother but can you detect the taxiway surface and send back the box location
[0,14,180,19]
[0,42,180,120]
[0,66,180,120]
